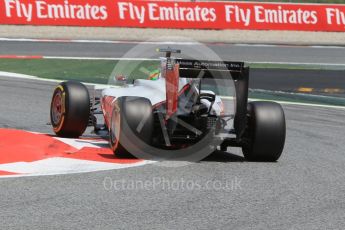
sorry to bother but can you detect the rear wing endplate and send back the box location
[175,59,249,138]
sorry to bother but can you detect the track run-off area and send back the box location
[0,39,344,229]
[1,38,345,64]
[1,38,345,98]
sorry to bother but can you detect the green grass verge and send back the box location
[0,59,159,84]
[1,58,344,106]
[0,58,337,84]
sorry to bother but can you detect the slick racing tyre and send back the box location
[109,96,153,157]
[242,101,286,162]
[50,81,90,138]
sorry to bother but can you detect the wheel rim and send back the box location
[52,91,63,126]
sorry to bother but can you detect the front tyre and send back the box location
[50,81,90,138]
[242,101,286,162]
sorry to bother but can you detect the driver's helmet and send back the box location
[148,69,160,80]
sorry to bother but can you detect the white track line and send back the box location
[1,37,345,49]
[259,100,345,109]
[3,55,344,67]
[0,37,199,45]
[44,56,345,66]
[220,96,345,110]
[0,71,111,89]
[233,43,345,49]
[0,157,152,178]
[44,56,159,61]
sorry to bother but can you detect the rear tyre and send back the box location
[242,101,286,162]
[50,81,90,138]
[109,96,153,157]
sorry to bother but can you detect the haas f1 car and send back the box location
[50,49,286,161]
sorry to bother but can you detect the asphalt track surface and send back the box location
[250,69,345,97]
[1,40,345,64]
[1,75,345,229]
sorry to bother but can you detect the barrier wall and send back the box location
[1,0,345,32]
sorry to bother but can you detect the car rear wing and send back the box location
[176,59,249,137]
[176,59,244,78]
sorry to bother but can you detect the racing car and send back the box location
[50,48,286,161]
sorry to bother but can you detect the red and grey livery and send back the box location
[50,48,286,162]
